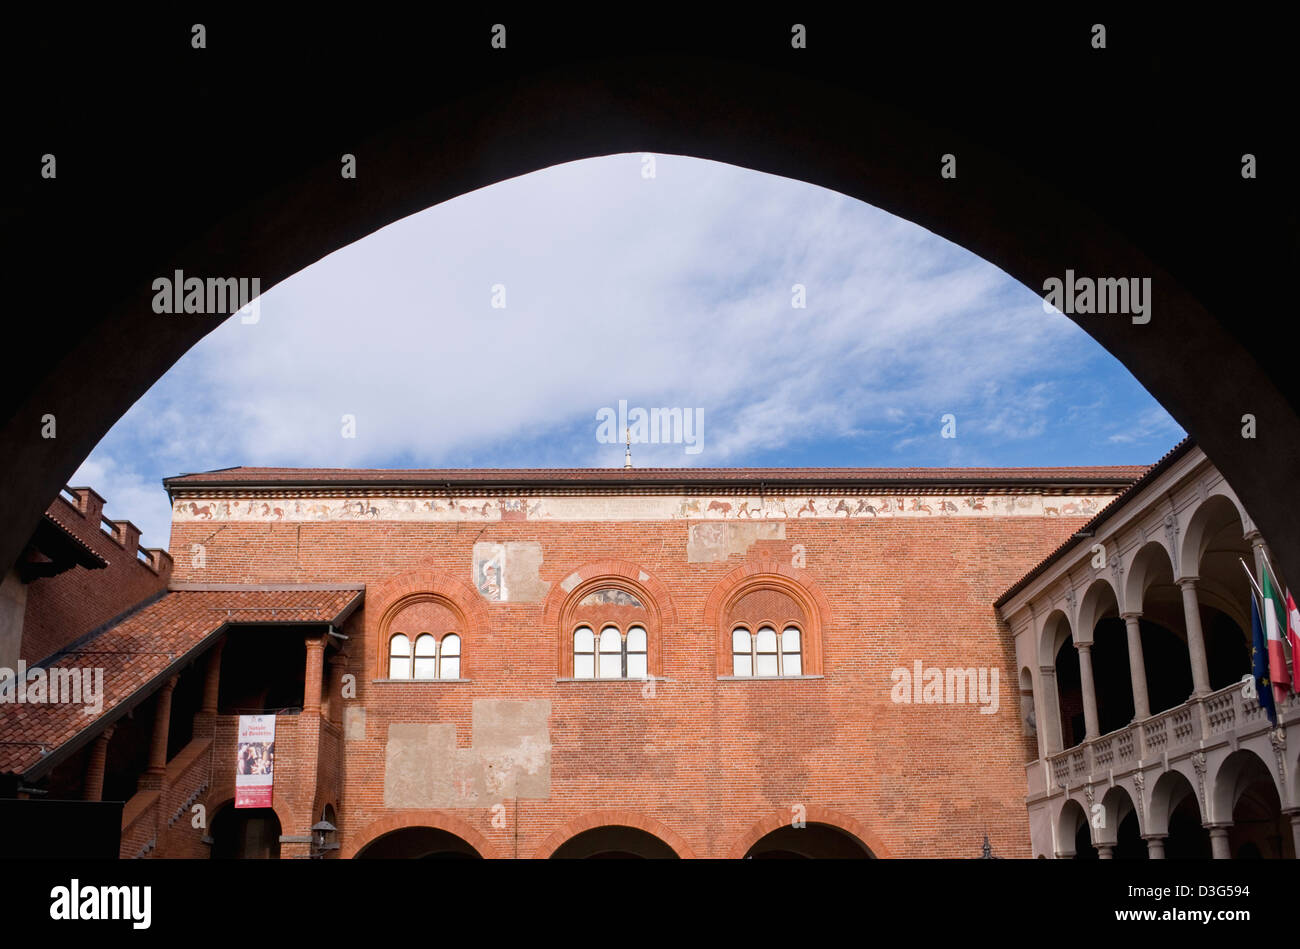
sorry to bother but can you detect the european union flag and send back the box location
[1252,594,1278,727]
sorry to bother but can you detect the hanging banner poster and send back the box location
[235,714,276,808]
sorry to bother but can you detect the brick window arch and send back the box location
[706,562,828,677]
[379,594,469,680]
[549,567,670,679]
[369,571,487,683]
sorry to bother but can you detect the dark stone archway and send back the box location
[745,822,874,859]
[4,11,1295,583]
[354,826,483,860]
[210,804,281,860]
[550,826,679,859]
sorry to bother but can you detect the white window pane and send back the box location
[782,627,800,652]
[440,656,460,679]
[574,627,594,652]
[389,634,410,657]
[599,653,622,678]
[756,627,777,653]
[627,654,647,678]
[733,654,752,676]
[574,655,595,679]
[441,633,461,657]
[732,628,751,652]
[627,627,646,651]
[414,634,436,656]
[599,627,621,652]
[782,654,801,676]
[390,657,410,679]
[756,653,779,676]
[413,656,436,679]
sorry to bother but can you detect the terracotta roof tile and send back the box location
[165,465,1149,488]
[38,512,108,568]
[994,437,1193,608]
[0,587,361,776]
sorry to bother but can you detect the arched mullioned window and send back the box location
[387,631,463,680]
[413,634,437,679]
[574,623,648,679]
[731,625,803,677]
[374,579,484,684]
[440,634,461,679]
[710,569,826,677]
[389,634,411,679]
[559,579,659,679]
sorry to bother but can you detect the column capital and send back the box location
[305,634,327,652]
[96,724,115,744]
[1206,823,1233,859]
[157,675,178,698]
[1142,834,1167,859]
[1120,610,1142,622]
[1176,575,1200,588]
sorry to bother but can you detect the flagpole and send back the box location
[1257,546,1296,673]
[1239,557,1265,605]
[1260,547,1284,597]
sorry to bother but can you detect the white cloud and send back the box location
[79,154,1176,550]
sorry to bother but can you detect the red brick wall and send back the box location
[154,736,214,859]
[22,489,173,663]
[205,712,312,852]
[171,511,1088,858]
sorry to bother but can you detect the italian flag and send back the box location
[1287,588,1300,693]
[1263,567,1289,708]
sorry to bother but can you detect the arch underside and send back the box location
[5,12,1297,598]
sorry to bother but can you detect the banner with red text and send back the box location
[235,715,275,808]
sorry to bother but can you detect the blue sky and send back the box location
[74,154,1184,548]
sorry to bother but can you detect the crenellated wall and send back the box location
[19,487,173,664]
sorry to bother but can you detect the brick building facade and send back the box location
[7,446,1286,859]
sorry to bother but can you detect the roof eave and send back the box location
[993,437,1195,610]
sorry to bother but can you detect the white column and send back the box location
[1122,612,1151,720]
[1178,577,1212,696]
[1077,643,1101,740]
[1207,825,1232,859]
[1283,810,1300,858]
[1039,665,1064,755]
